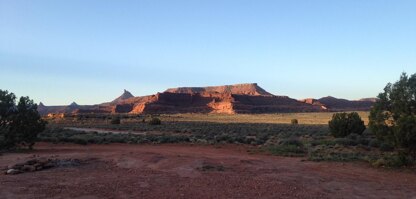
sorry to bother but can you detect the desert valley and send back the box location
[2,81,416,198]
[2,1,416,198]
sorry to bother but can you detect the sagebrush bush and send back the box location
[291,119,298,125]
[267,145,306,157]
[267,137,306,156]
[334,138,357,146]
[310,139,336,147]
[308,150,364,162]
[149,117,161,125]
[279,137,303,147]
[110,117,121,125]
[328,112,366,138]
[371,152,414,168]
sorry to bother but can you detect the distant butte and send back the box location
[37,83,375,115]
[165,83,273,96]
[111,89,134,104]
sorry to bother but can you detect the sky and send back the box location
[1,0,415,105]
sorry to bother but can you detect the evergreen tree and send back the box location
[0,90,46,149]
[369,73,416,159]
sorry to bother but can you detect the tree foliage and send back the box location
[0,90,46,149]
[328,112,366,138]
[369,73,416,159]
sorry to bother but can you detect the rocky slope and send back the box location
[38,84,375,116]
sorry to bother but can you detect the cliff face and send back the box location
[165,83,273,96]
[298,98,328,110]
[38,83,374,116]
[232,95,323,113]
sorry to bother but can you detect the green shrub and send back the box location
[0,90,46,150]
[328,112,366,138]
[308,151,364,162]
[255,133,270,145]
[310,139,336,147]
[215,134,234,143]
[369,73,416,160]
[149,117,161,125]
[291,119,298,125]
[279,137,303,147]
[111,117,121,125]
[371,152,414,168]
[156,135,189,143]
[268,137,305,156]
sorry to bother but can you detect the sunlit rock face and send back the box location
[165,83,273,96]
[38,84,374,115]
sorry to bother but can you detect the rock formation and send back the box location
[165,83,273,96]
[38,83,375,115]
[316,96,374,111]
[111,89,134,104]
[299,96,375,111]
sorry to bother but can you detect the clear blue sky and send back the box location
[1,0,415,105]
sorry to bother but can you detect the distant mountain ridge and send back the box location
[38,83,375,116]
[299,96,376,111]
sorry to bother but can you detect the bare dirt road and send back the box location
[1,143,415,199]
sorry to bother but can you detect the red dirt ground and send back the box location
[1,143,416,199]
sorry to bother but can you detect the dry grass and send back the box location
[158,112,370,125]
[42,111,389,165]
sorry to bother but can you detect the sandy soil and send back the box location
[1,143,415,199]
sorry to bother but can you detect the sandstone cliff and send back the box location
[38,83,374,115]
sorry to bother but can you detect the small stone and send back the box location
[6,169,21,175]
